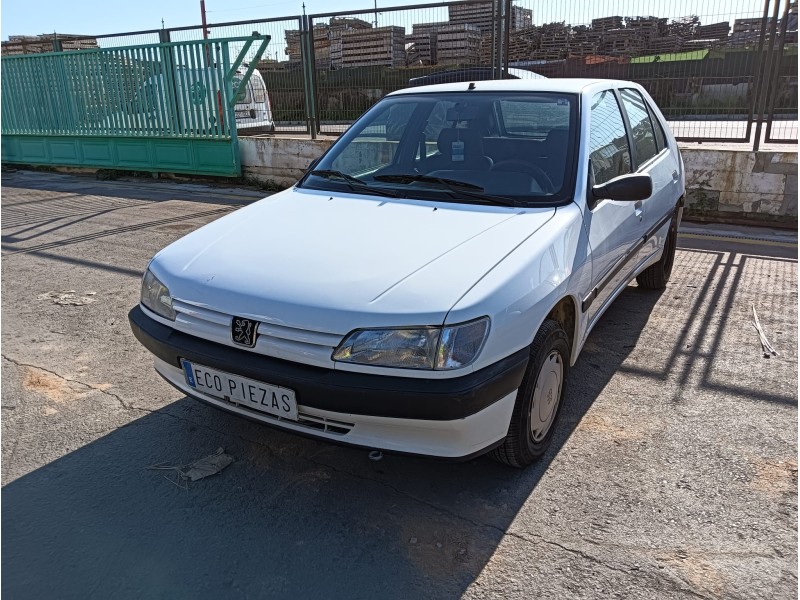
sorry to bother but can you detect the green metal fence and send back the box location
[1,34,270,176]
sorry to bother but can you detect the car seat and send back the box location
[425,128,493,172]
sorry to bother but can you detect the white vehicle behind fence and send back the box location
[137,67,275,133]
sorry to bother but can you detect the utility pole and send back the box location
[200,0,209,40]
[200,0,210,65]
[373,0,378,27]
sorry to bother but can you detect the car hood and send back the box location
[151,187,555,334]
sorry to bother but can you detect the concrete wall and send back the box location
[240,136,798,223]
[240,137,333,188]
[681,149,797,224]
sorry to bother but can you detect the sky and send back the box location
[2,0,761,42]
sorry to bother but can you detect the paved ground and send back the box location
[1,170,797,599]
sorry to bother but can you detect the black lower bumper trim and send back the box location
[129,306,528,421]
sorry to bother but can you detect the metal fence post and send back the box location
[158,28,182,135]
[764,0,792,142]
[307,16,321,136]
[752,0,782,151]
[220,40,242,173]
[744,0,773,146]
[299,15,317,139]
[490,0,498,79]
[299,16,310,135]
[503,0,511,78]
[492,0,507,78]
[495,0,506,79]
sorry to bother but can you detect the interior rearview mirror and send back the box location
[591,173,652,201]
[445,105,479,122]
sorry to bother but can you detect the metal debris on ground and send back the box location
[37,290,97,306]
[752,304,779,358]
[183,447,234,481]
[148,447,234,488]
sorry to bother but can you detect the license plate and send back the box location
[180,359,298,420]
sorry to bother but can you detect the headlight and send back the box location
[141,268,176,320]
[332,317,489,370]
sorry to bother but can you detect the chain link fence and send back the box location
[3,0,796,146]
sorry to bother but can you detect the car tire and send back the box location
[489,319,570,468]
[636,208,678,290]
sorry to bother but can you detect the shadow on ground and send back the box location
[3,172,795,597]
[2,288,663,599]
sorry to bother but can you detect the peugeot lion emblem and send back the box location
[231,316,258,348]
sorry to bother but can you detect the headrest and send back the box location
[545,128,569,147]
[436,128,485,157]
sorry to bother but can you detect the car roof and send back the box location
[388,78,637,97]
[407,67,545,87]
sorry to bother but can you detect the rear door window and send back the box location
[647,102,669,151]
[252,78,267,104]
[619,88,658,166]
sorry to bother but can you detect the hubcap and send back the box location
[530,350,563,442]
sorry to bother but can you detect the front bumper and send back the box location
[129,306,528,458]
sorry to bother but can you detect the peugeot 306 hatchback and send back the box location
[130,79,684,467]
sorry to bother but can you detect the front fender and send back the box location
[446,203,591,371]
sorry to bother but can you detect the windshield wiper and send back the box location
[309,170,400,198]
[375,173,484,190]
[373,173,516,207]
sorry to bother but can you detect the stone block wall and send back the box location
[681,149,797,224]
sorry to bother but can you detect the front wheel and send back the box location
[490,319,570,468]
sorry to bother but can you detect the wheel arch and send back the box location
[531,294,581,366]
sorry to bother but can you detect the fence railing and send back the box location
[1,35,273,140]
[3,0,797,148]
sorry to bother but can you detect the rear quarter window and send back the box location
[498,98,571,138]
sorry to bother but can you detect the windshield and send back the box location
[301,91,578,205]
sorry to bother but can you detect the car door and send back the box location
[617,87,681,249]
[582,88,646,328]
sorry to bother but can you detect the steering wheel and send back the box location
[490,160,555,194]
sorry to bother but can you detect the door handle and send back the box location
[672,170,680,181]
[634,200,643,220]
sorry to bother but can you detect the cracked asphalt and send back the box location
[2,170,797,599]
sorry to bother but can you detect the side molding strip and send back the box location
[581,210,674,313]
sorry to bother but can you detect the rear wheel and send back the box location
[490,319,570,468]
[636,209,678,290]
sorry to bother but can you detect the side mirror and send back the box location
[592,173,652,201]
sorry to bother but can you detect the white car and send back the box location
[139,68,275,133]
[130,79,684,467]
